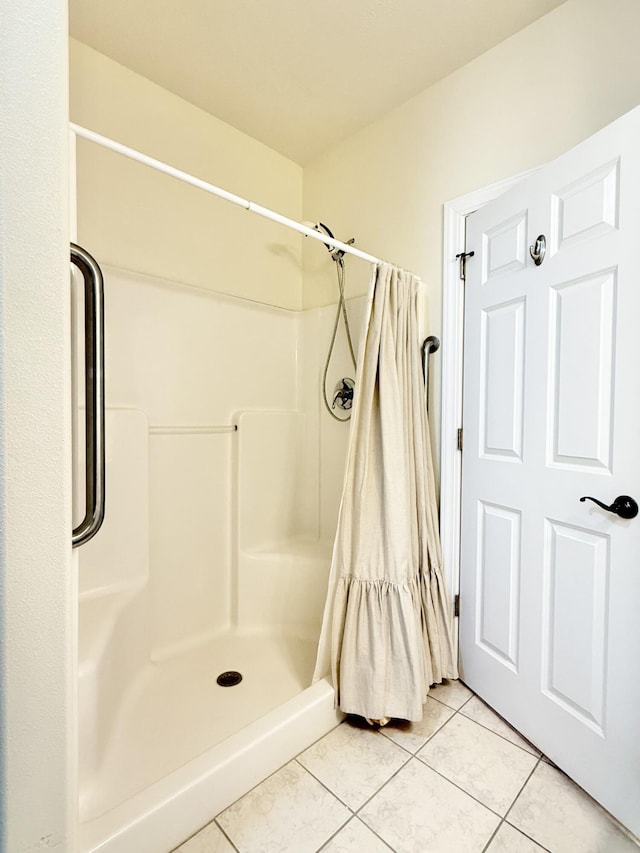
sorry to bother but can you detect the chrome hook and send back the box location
[529,234,546,266]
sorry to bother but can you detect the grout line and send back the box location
[213,716,409,832]
[503,756,542,824]
[369,728,415,759]
[178,682,638,853]
[213,819,241,853]
[376,688,472,757]
[293,757,359,813]
[355,818,397,851]
[205,687,550,853]
[429,688,542,761]
[209,686,478,842]
[406,695,542,822]
[212,718,348,822]
[315,809,352,851]
[408,694,524,819]
[298,711,487,821]
[428,692,473,714]
[480,817,505,853]
[502,819,553,853]
[351,750,416,815]
[296,725,416,813]
[412,756,505,820]
[413,688,475,746]
[499,756,555,852]
[456,708,541,758]
[533,761,640,848]
[298,717,348,755]
[315,819,353,852]
[171,818,240,853]
[476,748,545,852]
[209,685,546,853]
[213,756,308,821]
[459,694,542,754]
[316,816,395,852]
[380,711,454,754]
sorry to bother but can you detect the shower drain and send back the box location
[216,670,243,687]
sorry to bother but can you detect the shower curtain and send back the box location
[313,263,457,722]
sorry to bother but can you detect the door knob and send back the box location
[579,495,638,519]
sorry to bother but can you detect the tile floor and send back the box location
[174,680,640,853]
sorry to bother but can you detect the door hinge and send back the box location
[457,428,463,451]
[455,250,475,282]
[454,594,460,618]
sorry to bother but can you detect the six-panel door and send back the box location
[459,107,640,837]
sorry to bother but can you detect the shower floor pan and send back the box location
[79,629,341,853]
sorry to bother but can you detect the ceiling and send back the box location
[69,0,567,165]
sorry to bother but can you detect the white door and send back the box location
[459,106,640,837]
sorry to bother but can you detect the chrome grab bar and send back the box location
[71,243,106,547]
[421,335,440,411]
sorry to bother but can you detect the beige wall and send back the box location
[302,0,640,444]
[0,1,74,850]
[70,40,304,310]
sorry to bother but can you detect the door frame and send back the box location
[440,167,539,661]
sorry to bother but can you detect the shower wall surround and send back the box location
[75,262,363,843]
[71,38,371,850]
[78,268,299,634]
[77,266,366,645]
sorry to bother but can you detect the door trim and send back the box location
[440,168,540,660]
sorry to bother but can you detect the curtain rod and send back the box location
[69,123,382,267]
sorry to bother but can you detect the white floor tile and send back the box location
[174,821,236,852]
[297,720,408,809]
[216,760,350,853]
[460,696,540,756]
[417,713,537,815]
[359,757,500,853]
[508,762,640,853]
[320,818,392,852]
[486,822,547,852]
[380,696,455,754]
[428,678,473,709]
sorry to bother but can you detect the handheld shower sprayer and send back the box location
[303,220,358,421]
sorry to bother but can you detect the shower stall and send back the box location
[72,124,370,852]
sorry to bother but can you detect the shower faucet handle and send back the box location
[332,378,355,410]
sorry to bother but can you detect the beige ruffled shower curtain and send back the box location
[313,263,458,722]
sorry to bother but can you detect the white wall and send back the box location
[0,2,74,851]
[302,0,640,457]
[70,40,304,310]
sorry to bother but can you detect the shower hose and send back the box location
[323,256,357,422]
